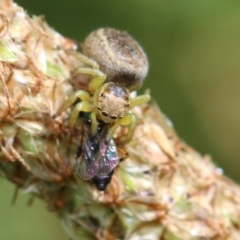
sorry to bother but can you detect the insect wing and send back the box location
[75,119,120,180]
[94,138,120,178]
[76,134,97,180]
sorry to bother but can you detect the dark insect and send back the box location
[91,170,114,191]
[76,117,121,191]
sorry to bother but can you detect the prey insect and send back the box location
[76,115,127,191]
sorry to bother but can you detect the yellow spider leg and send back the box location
[108,113,132,138]
[57,90,90,114]
[73,68,107,92]
[128,81,143,92]
[107,122,120,139]
[74,52,99,69]
[130,93,151,108]
[118,113,138,145]
[90,111,98,135]
[108,113,138,145]
[69,101,94,128]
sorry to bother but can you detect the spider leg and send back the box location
[73,67,107,92]
[57,90,91,114]
[130,93,151,107]
[69,101,94,128]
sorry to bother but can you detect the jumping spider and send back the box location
[58,28,150,145]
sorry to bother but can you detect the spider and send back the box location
[58,28,150,145]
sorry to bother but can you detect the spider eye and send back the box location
[109,115,117,120]
[100,93,106,98]
[101,111,108,117]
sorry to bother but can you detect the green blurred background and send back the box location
[1,0,240,239]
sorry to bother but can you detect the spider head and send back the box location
[94,82,130,123]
